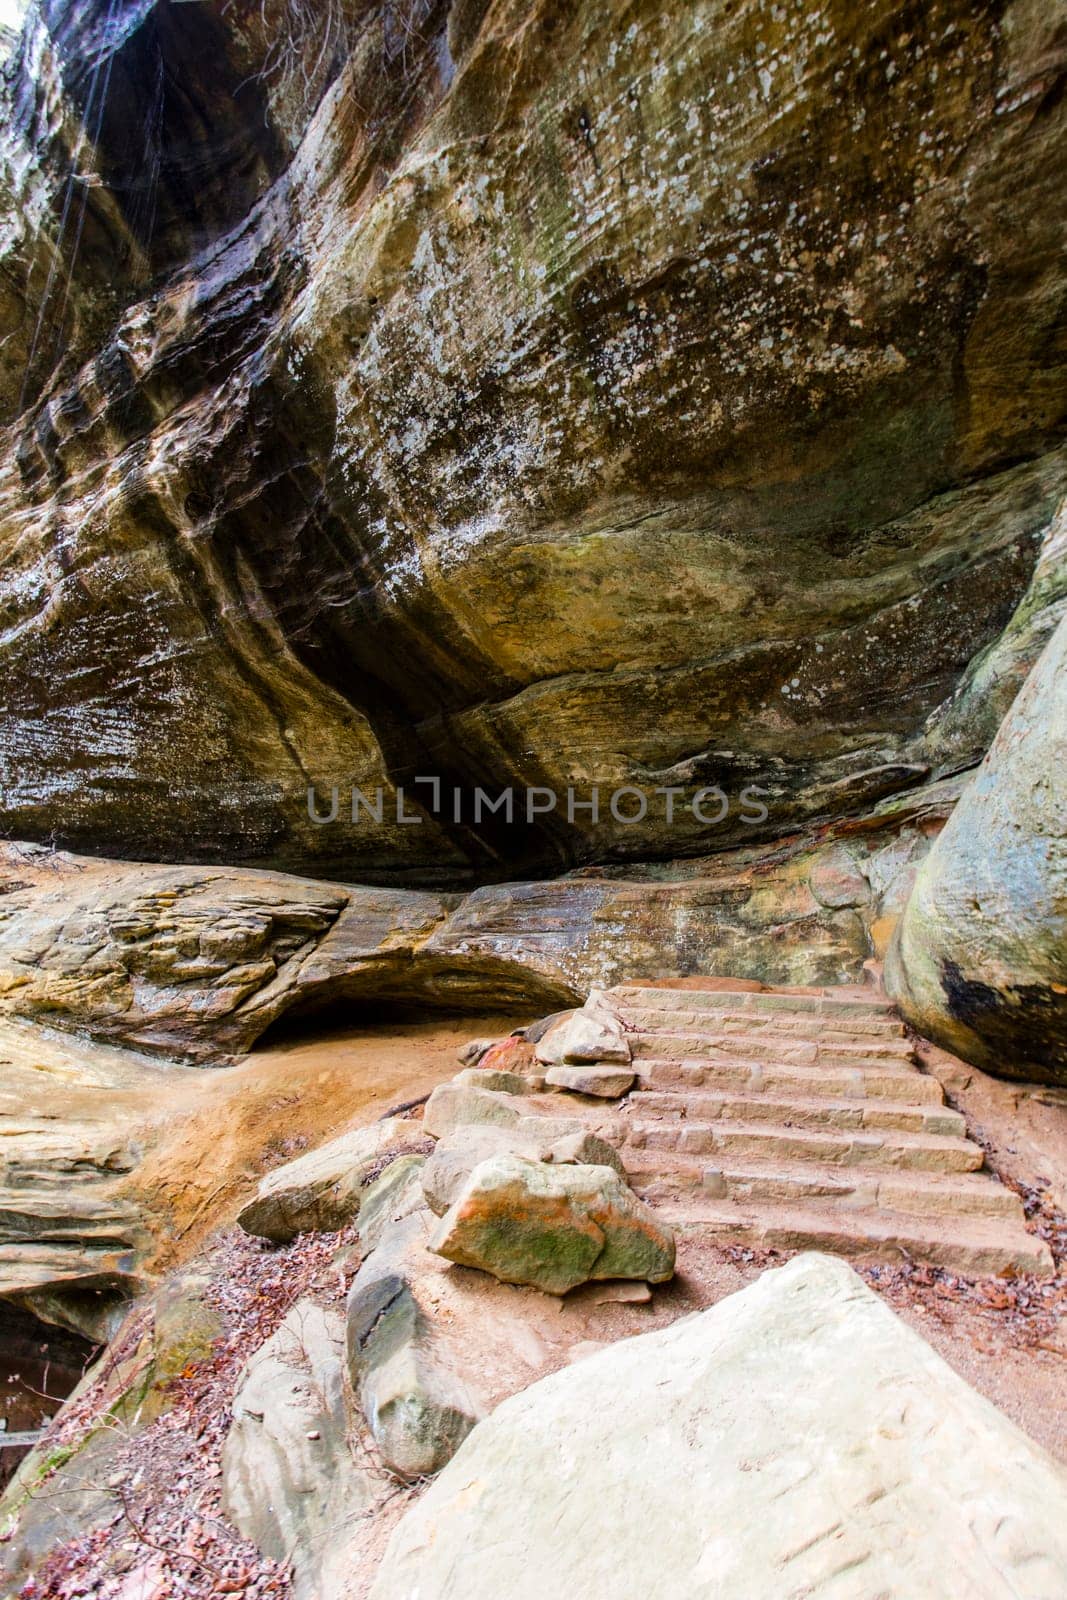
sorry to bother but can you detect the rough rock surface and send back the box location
[455,1064,545,1094]
[346,1213,486,1480]
[237,1117,431,1243]
[472,1036,541,1077]
[357,1156,430,1255]
[0,843,571,1060]
[421,1080,593,1144]
[0,786,985,1064]
[222,1301,380,1600]
[534,999,632,1067]
[0,1,1064,880]
[370,1253,1067,1600]
[429,1153,676,1294]
[0,1014,183,1338]
[545,1064,636,1098]
[420,1124,625,1217]
[421,1125,542,1217]
[888,615,1067,1084]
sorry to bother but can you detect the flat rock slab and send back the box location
[370,1253,1067,1600]
[429,1154,675,1294]
[422,1081,594,1143]
[545,1064,636,1097]
[237,1117,430,1242]
[456,1065,546,1094]
[421,1125,625,1217]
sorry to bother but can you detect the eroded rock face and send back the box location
[887,616,1067,1084]
[0,842,571,1060]
[0,0,1065,880]
[370,1253,1067,1600]
[0,795,959,1061]
[0,1013,173,1339]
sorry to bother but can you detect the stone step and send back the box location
[625,1150,1023,1220]
[612,1003,907,1041]
[657,1198,1053,1278]
[598,980,1044,1277]
[627,1031,916,1067]
[629,1087,966,1137]
[611,986,896,1019]
[626,1117,984,1173]
[636,1055,944,1104]
[636,1055,945,1104]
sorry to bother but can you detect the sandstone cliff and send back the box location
[1,0,1064,885]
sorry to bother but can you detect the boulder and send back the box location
[534,998,632,1068]
[237,1118,430,1243]
[545,1064,636,1098]
[222,1301,380,1599]
[421,1126,625,1217]
[475,1036,541,1076]
[428,1155,675,1295]
[422,1082,525,1138]
[370,1254,1067,1600]
[346,1215,484,1480]
[541,1131,627,1177]
[888,615,1067,1084]
[357,1157,429,1255]
[522,1010,575,1044]
[456,1039,496,1067]
[421,1126,539,1218]
[422,1082,588,1144]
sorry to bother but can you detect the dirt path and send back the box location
[121,1012,532,1269]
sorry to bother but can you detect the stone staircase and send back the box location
[599,983,1053,1277]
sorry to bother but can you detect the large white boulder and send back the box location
[369,1253,1067,1600]
[887,613,1067,1084]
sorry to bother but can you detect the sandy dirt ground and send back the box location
[121,1011,536,1268]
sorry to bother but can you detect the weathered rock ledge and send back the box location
[0,784,953,1063]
